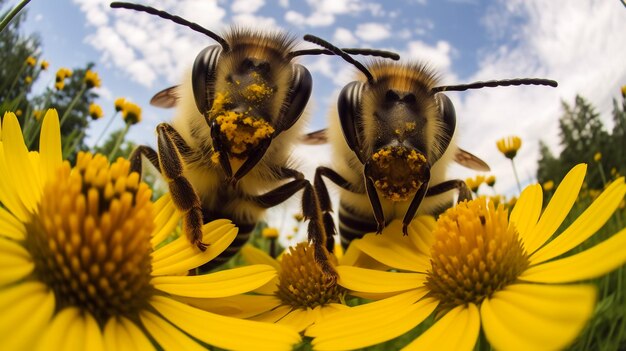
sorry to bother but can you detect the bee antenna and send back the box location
[110,2,230,52]
[289,48,399,61]
[302,34,374,83]
[432,78,558,93]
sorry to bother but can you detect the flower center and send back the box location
[425,198,529,311]
[25,153,155,322]
[275,243,345,309]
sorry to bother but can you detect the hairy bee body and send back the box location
[170,33,309,265]
[326,62,461,245]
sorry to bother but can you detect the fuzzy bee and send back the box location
[110,3,399,277]
[304,35,557,246]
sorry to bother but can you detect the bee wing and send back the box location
[150,86,180,108]
[299,128,328,145]
[455,148,491,171]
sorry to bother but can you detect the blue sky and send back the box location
[7,0,626,203]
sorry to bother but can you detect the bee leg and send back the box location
[363,174,385,234]
[252,167,338,286]
[209,119,233,179]
[314,166,355,252]
[231,138,271,185]
[426,179,473,203]
[156,123,207,251]
[129,145,160,177]
[401,182,430,236]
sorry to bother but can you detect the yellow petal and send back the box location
[308,289,436,350]
[0,281,55,350]
[151,219,237,275]
[403,303,480,351]
[509,184,542,248]
[2,112,40,212]
[179,294,282,318]
[530,177,626,264]
[276,308,318,332]
[337,265,425,293]
[524,164,587,254]
[105,317,155,351]
[521,227,626,283]
[150,295,301,350]
[83,313,105,351]
[153,264,276,298]
[481,284,596,351]
[241,244,281,270]
[339,242,390,270]
[252,305,292,323]
[140,311,206,351]
[0,237,34,286]
[36,308,82,351]
[0,205,26,240]
[353,220,429,272]
[151,194,181,247]
[39,109,62,187]
[0,143,30,221]
[408,216,436,254]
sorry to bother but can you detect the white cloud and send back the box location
[405,40,454,74]
[278,0,290,8]
[450,0,626,195]
[302,56,355,87]
[178,1,226,30]
[355,22,391,42]
[231,13,279,30]
[332,27,358,46]
[231,0,266,14]
[284,10,334,27]
[285,0,376,28]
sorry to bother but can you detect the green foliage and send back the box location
[537,94,626,190]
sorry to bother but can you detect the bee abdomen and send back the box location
[338,202,380,248]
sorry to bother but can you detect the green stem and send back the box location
[26,92,53,148]
[510,159,522,193]
[0,0,31,33]
[59,85,86,129]
[108,123,130,161]
[63,130,85,159]
[94,111,119,147]
[4,62,27,95]
[597,162,607,187]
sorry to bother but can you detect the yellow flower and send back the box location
[485,175,496,187]
[496,136,522,159]
[621,85,626,98]
[55,67,72,81]
[293,213,304,222]
[262,227,279,239]
[88,103,104,120]
[33,109,43,120]
[114,97,126,112]
[25,56,36,66]
[594,152,602,162]
[84,69,101,89]
[40,60,49,70]
[15,109,22,117]
[122,101,142,125]
[465,175,484,193]
[54,81,65,91]
[24,76,32,84]
[308,164,626,351]
[543,180,554,191]
[184,243,349,333]
[0,111,301,350]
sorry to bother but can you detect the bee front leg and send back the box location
[401,182,430,236]
[156,123,207,251]
[314,166,355,252]
[363,173,385,234]
[252,167,338,286]
[426,179,473,203]
[129,145,160,177]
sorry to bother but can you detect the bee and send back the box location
[304,35,557,246]
[110,3,399,277]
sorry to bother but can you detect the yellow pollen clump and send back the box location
[275,243,345,309]
[25,153,155,322]
[210,151,221,164]
[370,147,427,201]
[242,83,273,102]
[214,111,274,155]
[211,92,231,113]
[425,198,529,313]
